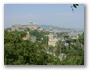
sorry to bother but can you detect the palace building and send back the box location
[12,21,39,31]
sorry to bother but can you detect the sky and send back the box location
[4,4,84,30]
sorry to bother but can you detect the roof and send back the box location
[22,35,30,40]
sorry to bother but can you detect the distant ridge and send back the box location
[39,25,75,30]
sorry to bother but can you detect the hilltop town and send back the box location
[6,21,83,47]
[4,21,84,65]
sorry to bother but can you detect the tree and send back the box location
[4,30,58,65]
[71,4,79,12]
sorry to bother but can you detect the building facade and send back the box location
[48,33,58,47]
[12,21,39,31]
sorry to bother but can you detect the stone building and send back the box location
[48,33,58,47]
[12,21,39,31]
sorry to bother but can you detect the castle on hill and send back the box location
[12,21,40,31]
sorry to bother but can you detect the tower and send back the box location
[29,21,33,24]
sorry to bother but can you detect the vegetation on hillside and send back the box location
[4,29,84,65]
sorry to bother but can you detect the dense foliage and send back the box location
[4,30,84,65]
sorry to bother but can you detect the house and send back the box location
[22,32,30,40]
[22,35,30,40]
[48,33,58,47]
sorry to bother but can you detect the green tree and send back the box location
[71,4,79,12]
